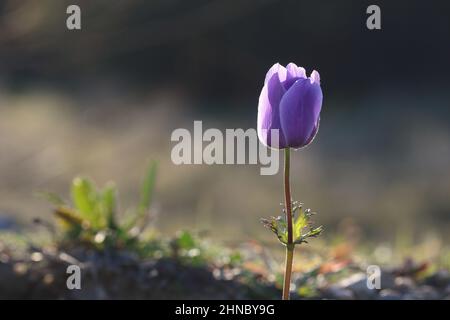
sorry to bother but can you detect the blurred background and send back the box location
[0,0,449,248]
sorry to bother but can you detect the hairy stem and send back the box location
[282,148,294,300]
[283,244,294,300]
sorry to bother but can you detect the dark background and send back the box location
[1,0,449,105]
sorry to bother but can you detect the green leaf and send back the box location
[71,177,105,229]
[262,201,323,247]
[35,191,66,206]
[293,207,308,241]
[71,177,96,215]
[101,182,117,229]
[121,161,158,231]
[176,230,196,250]
[229,251,243,266]
[296,225,324,244]
[261,216,288,245]
[138,160,157,215]
[53,206,86,237]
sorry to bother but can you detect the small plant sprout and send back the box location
[38,161,158,252]
[257,63,324,300]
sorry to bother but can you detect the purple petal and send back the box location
[304,118,320,146]
[258,68,288,148]
[286,63,306,81]
[283,63,307,90]
[264,63,287,85]
[310,70,320,85]
[279,78,323,149]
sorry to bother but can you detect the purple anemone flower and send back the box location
[257,63,323,149]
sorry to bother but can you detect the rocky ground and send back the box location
[1,244,449,300]
[0,246,278,299]
[319,267,450,300]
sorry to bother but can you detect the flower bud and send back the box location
[257,63,323,149]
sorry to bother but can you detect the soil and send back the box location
[1,247,449,300]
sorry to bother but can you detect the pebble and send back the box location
[445,284,450,295]
[424,270,450,289]
[378,289,402,300]
[321,285,355,300]
[403,285,440,300]
[394,276,416,293]
[338,273,378,299]
[380,270,396,290]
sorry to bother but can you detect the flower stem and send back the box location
[283,244,294,300]
[282,148,294,300]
